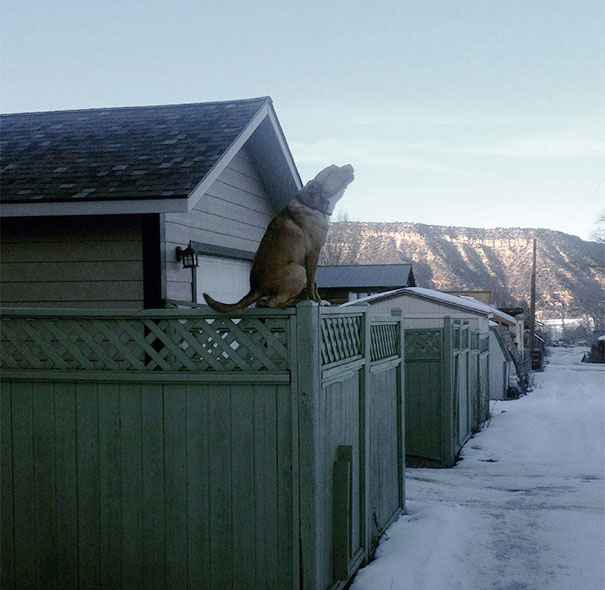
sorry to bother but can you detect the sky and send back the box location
[1,0,604,240]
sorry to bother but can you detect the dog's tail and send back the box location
[202,290,261,314]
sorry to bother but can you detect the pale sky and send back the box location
[1,0,603,240]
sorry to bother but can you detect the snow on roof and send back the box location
[458,296,516,325]
[341,287,518,322]
[598,335,605,342]
[405,288,492,315]
[340,288,407,307]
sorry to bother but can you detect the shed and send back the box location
[343,287,496,338]
[0,97,300,308]
[342,287,496,466]
[316,264,416,305]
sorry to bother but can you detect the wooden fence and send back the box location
[404,317,489,467]
[0,302,404,590]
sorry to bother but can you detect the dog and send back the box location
[203,163,354,312]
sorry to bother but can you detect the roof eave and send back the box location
[186,99,301,211]
[0,197,190,217]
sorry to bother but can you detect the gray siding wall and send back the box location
[489,331,508,400]
[0,216,144,308]
[165,148,277,302]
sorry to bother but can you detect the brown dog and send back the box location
[203,164,354,312]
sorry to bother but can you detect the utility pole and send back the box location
[529,238,537,359]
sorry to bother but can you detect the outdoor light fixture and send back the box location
[176,245,199,269]
[176,244,199,303]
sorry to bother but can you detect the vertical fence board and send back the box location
[98,383,122,589]
[252,386,267,589]
[253,386,278,587]
[1,382,15,590]
[441,320,454,466]
[76,383,101,589]
[277,383,295,590]
[480,351,490,422]
[33,382,57,589]
[370,369,400,532]
[187,383,210,590]
[163,386,188,590]
[208,387,233,588]
[119,384,143,588]
[231,384,256,588]
[11,382,36,588]
[141,383,165,590]
[322,380,340,585]
[54,383,78,590]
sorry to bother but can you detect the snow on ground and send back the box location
[351,348,605,590]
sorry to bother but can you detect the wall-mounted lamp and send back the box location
[176,244,199,303]
[176,244,199,269]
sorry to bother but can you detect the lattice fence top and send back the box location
[405,329,442,361]
[320,313,363,366]
[2,306,403,377]
[370,322,400,362]
[0,311,291,374]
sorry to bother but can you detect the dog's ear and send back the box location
[306,179,323,199]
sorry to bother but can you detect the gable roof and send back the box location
[340,286,516,324]
[341,286,490,315]
[0,97,301,216]
[316,264,416,289]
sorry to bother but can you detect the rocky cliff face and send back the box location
[320,222,605,324]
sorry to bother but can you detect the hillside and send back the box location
[320,222,605,324]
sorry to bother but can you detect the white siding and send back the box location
[489,331,509,400]
[196,256,251,304]
[361,295,490,336]
[0,216,144,308]
[165,147,277,302]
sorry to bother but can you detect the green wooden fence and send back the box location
[0,302,404,590]
[404,317,489,467]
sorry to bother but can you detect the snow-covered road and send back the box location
[351,348,605,590]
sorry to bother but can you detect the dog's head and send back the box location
[304,164,355,215]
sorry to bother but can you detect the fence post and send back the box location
[441,316,454,466]
[391,307,406,511]
[296,301,322,590]
[361,304,372,561]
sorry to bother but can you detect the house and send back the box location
[0,97,300,308]
[316,263,416,305]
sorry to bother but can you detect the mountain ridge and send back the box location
[320,221,605,325]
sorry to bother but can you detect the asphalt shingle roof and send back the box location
[316,264,416,289]
[0,97,270,203]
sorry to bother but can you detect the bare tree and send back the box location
[320,231,349,265]
[590,211,605,244]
